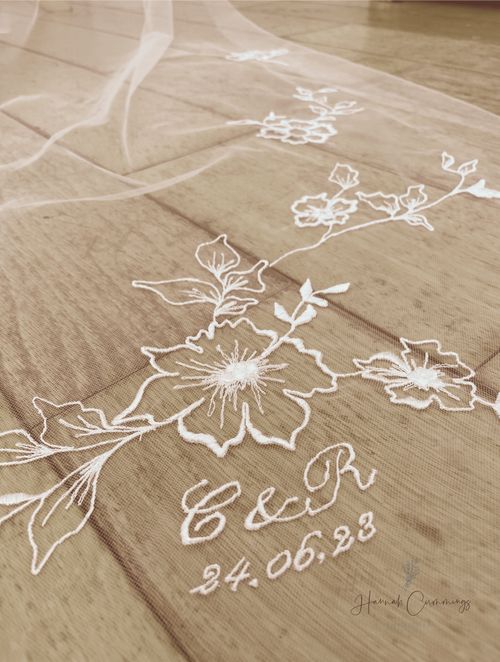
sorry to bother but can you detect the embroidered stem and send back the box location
[472,395,497,410]
[270,177,467,269]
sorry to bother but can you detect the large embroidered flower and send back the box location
[258,118,337,145]
[292,193,358,227]
[115,318,336,457]
[353,339,476,411]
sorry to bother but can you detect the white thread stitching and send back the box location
[227,87,362,144]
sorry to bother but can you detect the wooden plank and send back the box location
[30,284,500,662]
[0,392,187,662]
[290,23,500,77]
[239,0,500,40]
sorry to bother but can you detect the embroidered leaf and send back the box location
[402,213,433,231]
[399,184,428,210]
[295,87,312,97]
[464,179,500,199]
[28,458,103,574]
[0,493,35,505]
[320,282,350,295]
[33,399,136,449]
[357,192,400,216]
[441,151,456,172]
[329,163,359,189]
[294,304,317,327]
[457,159,478,177]
[133,278,220,306]
[318,87,337,93]
[195,235,240,277]
[308,295,328,307]
[299,278,314,301]
[274,302,292,323]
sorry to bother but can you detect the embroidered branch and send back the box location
[227,87,362,145]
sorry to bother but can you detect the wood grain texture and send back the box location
[0,1,498,661]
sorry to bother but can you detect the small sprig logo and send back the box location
[403,558,420,590]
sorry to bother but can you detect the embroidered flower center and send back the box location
[317,205,335,220]
[174,341,287,426]
[219,359,260,384]
[407,366,444,390]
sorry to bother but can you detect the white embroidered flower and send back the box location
[292,193,358,228]
[133,235,268,318]
[258,117,337,145]
[117,318,337,457]
[353,339,476,411]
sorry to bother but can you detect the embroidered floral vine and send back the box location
[0,151,498,575]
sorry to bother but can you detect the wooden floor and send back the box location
[0,2,499,661]
[237,0,500,115]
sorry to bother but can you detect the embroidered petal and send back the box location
[178,401,247,458]
[224,259,268,294]
[273,338,337,396]
[386,380,476,411]
[195,235,240,278]
[329,163,360,189]
[246,392,309,451]
[399,184,428,210]
[353,352,408,383]
[400,339,475,381]
[357,191,400,216]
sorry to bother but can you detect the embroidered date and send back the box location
[189,512,376,595]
